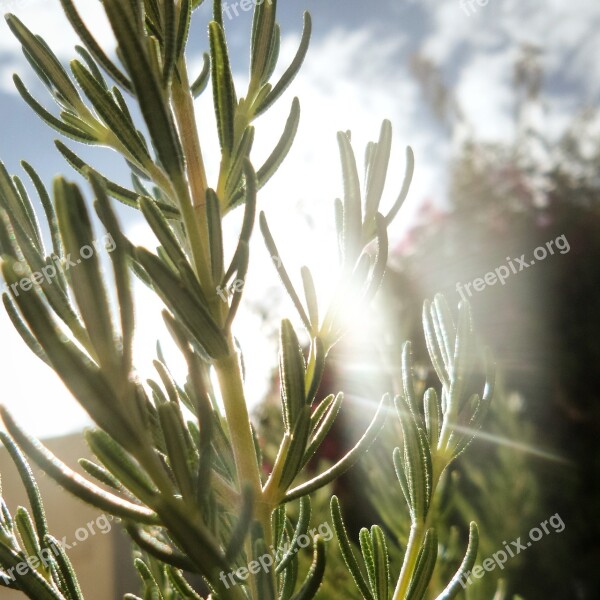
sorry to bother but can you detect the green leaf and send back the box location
[301,392,343,469]
[285,395,388,502]
[139,196,189,272]
[300,266,319,332]
[305,338,326,404]
[255,12,311,116]
[112,86,137,131]
[225,126,255,201]
[334,196,344,261]
[75,45,108,90]
[0,202,84,341]
[423,388,441,451]
[331,496,374,600]
[126,526,196,572]
[91,173,135,368]
[175,0,192,62]
[359,528,376,597]
[212,0,224,28]
[254,96,300,188]
[158,403,195,501]
[392,446,412,517]
[0,210,17,259]
[338,131,362,264]
[280,545,299,600]
[279,405,311,490]
[15,507,41,567]
[251,531,276,600]
[279,319,307,433]
[203,189,225,286]
[134,558,164,600]
[363,213,388,300]
[70,60,151,166]
[85,429,158,501]
[263,23,281,85]
[406,528,438,600]
[224,240,249,329]
[54,141,179,218]
[435,523,479,600]
[0,431,48,545]
[250,0,277,87]
[0,164,38,256]
[2,293,49,366]
[209,20,237,156]
[429,295,456,392]
[58,0,133,92]
[229,97,300,209]
[44,533,84,600]
[11,175,43,255]
[21,161,62,257]
[78,458,122,491]
[364,120,392,224]
[190,53,210,98]
[276,496,311,573]
[6,15,81,109]
[103,0,184,177]
[135,247,228,359]
[55,177,116,370]
[0,408,159,524]
[259,211,311,331]
[401,341,419,416]
[370,526,390,600]
[167,567,202,600]
[290,536,326,600]
[385,146,414,226]
[162,0,177,85]
[223,159,257,280]
[394,395,432,522]
[0,540,62,600]
[12,75,96,143]
[422,299,450,391]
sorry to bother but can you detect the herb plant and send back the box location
[0,1,494,598]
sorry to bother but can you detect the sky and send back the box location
[0,0,598,438]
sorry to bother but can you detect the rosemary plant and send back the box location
[0,1,494,599]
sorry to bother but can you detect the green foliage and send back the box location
[330,298,494,600]
[0,1,496,599]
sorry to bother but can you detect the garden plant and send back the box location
[0,1,496,598]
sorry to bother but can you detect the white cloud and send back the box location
[420,0,600,138]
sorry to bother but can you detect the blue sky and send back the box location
[0,0,598,437]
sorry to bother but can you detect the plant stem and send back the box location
[171,59,214,295]
[214,346,262,497]
[392,456,447,600]
[392,522,424,600]
[214,341,276,596]
[172,57,209,212]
